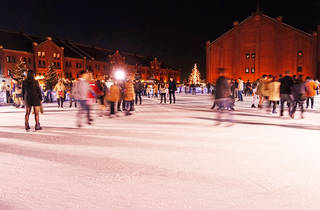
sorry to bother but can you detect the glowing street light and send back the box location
[114,69,125,80]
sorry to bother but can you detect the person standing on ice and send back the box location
[267,76,280,114]
[214,68,232,125]
[22,70,43,131]
[105,80,120,117]
[54,79,66,108]
[73,71,91,127]
[69,79,77,108]
[134,79,143,105]
[279,71,293,116]
[124,75,135,115]
[117,81,125,112]
[305,76,317,109]
[95,80,106,117]
[168,77,177,104]
[251,79,259,108]
[290,75,306,119]
[257,74,270,109]
[159,82,167,103]
[237,77,244,101]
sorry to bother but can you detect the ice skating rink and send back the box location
[1,95,320,209]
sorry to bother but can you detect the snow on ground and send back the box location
[0,94,320,210]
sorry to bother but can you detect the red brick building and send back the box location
[0,30,181,83]
[206,11,320,83]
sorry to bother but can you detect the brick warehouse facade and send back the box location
[206,11,320,83]
[0,30,181,83]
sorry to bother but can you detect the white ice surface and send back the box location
[0,95,320,210]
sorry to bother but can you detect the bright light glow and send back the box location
[35,75,45,80]
[114,70,125,80]
[105,81,114,88]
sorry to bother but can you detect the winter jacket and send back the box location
[106,84,120,102]
[159,84,166,94]
[54,82,66,99]
[124,80,135,101]
[215,76,230,99]
[88,81,103,99]
[238,79,244,91]
[259,78,271,97]
[168,81,177,92]
[268,81,280,101]
[305,80,317,97]
[22,79,42,106]
[279,76,293,94]
[153,84,159,94]
[292,81,307,101]
[134,81,143,93]
[72,78,89,101]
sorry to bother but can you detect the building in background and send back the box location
[0,30,180,83]
[206,10,320,83]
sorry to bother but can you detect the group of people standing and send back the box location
[1,79,25,108]
[14,67,319,130]
[133,78,177,104]
[253,72,318,118]
[213,69,319,120]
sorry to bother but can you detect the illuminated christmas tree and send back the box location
[44,62,58,90]
[188,63,201,85]
[9,57,27,82]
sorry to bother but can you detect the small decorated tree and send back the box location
[188,63,201,85]
[44,62,58,90]
[9,57,27,82]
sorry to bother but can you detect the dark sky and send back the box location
[1,0,320,80]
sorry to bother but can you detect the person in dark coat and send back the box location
[214,68,233,125]
[134,79,143,105]
[22,70,43,131]
[168,77,177,104]
[279,71,293,116]
[290,75,306,119]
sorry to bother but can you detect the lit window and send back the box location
[57,53,60,58]
[245,67,249,73]
[297,51,303,57]
[251,67,255,73]
[38,51,41,57]
[251,53,256,59]
[53,53,56,58]
[42,52,45,57]
[246,53,250,59]
[6,56,10,62]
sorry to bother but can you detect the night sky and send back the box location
[1,0,319,80]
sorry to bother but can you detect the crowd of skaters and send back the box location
[213,69,320,120]
[1,69,179,131]
[1,68,320,130]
